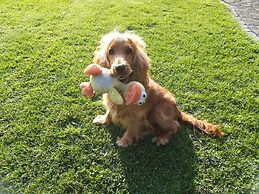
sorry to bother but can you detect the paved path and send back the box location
[221,0,259,41]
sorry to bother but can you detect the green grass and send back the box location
[0,0,258,193]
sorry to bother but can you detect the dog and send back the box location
[88,31,224,148]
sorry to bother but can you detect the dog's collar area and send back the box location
[119,70,133,83]
[118,76,129,83]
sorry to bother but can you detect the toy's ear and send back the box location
[84,64,102,75]
[125,83,141,106]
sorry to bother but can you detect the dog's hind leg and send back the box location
[151,103,181,146]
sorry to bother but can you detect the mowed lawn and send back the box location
[0,0,258,193]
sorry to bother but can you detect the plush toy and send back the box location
[80,64,147,106]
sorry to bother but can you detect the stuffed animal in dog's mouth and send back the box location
[80,64,147,106]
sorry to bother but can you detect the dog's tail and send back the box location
[179,110,224,137]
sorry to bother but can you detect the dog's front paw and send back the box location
[152,136,169,146]
[93,115,111,125]
[116,136,133,148]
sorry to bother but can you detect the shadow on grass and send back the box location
[108,126,196,194]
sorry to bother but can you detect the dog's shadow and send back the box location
[108,125,197,194]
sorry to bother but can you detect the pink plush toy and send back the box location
[80,64,147,106]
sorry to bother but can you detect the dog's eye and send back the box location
[126,48,132,54]
[109,48,115,55]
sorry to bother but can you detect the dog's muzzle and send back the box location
[115,64,126,74]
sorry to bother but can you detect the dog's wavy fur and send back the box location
[91,31,224,147]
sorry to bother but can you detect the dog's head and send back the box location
[93,31,150,86]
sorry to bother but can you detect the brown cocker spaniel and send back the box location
[86,31,224,148]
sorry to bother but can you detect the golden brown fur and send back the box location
[92,31,224,147]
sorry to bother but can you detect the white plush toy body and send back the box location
[80,64,147,106]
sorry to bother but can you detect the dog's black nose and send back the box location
[115,64,126,74]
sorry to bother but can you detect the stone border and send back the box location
[221,0,259,41]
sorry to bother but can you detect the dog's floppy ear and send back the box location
[132,49,150,84]
[93,48,110,68]
[128,33,146,49]
[125,33,150,87]
[93,32,118,68]
[128,48,150,88]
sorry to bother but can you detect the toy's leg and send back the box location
[109,88,124,105]
[93,110,112,125]
[80,82,94,98]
